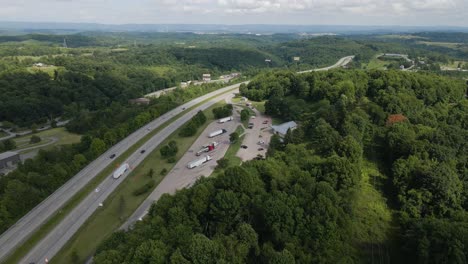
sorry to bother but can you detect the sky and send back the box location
[0,0,467,26]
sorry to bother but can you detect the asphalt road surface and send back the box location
[236,109,272,161]
[121,99,240,230]
[0,82,246,262]
[297,55,354,74]
[20,89,240,264]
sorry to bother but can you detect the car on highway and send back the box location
[258,140,265,145]
[109,154,116,159]
[241,145,248,149]
[263,120,268,124]
[258,147,264,151]
[140,149,146,154]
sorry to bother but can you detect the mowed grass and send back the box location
[223,125,244,168]
[27,65,64,77]
[51,102,225,264]
[417,41,462,49]
[146,66,176,75]
[363,57,388,70]
[3,87,238,264]
[13,127,81,152]
[352,159,394,260]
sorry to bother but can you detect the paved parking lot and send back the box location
[236,107,273,161]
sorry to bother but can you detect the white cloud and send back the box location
[0,0,466,25]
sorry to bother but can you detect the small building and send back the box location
[0,151,21,170]
[400,65,405,70]
[180,82,189,88]
[271,121,297,138]
[129,98,150,105]
[202,74,211,82]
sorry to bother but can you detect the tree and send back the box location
[90,138,107,158]
[148,168,154,178]
[71,250,80,264]
[29,135,41,144]
[1,139,16,151]
[240,109,250,121]
[229,132,239,143]
[216,158,229,169]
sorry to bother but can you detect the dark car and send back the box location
[241,145,248,149]
[140,150,146,154]
[110,154,116,159]
[258,148,264,151]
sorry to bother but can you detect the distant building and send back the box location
[271,121,297,138]
[293,57,300,61]
[129,98,151,105]
[202,74,211,82]
[0,151,20,170]
[400,65,405,70]
[180,82,189,88]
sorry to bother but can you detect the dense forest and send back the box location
[2,32,467,128]
[95,69,467,263]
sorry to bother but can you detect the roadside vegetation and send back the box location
[95,69,467,263]
[52,102,225,264]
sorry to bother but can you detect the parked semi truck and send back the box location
[113,163,130,179]
[196,142,219,156]
[218,116,233,123]
[209,129,227,138]
[187,155,212,169]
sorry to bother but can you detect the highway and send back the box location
[0,81,246,262]
[3,56,354,263]
[121,95,240,230]
[20,90,240,264]
[297,55,354,74]
[120,56,355,230]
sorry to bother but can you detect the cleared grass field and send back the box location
[51,102,225,264]
[417,41,462,49]
[13,127,81,152]
[222,125,244,168]
[352,159,395,261]
[27,65,64,77]
[363,57,388,70]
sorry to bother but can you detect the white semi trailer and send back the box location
[209,129,227,138]
[187,155,212,169]
[218,116,233,123]
[113,163,130,179]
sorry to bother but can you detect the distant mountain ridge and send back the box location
[1,21,468,35]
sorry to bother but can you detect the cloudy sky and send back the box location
[0,0,467,26]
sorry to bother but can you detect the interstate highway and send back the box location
[0,81,246,262]
[21,89,239,264]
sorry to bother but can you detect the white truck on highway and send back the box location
[113,163,130,179]
[187,155,212,169]
[209,129,227,138]
[196,142,219,156]
[218,116,233,123]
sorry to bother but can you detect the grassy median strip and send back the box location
[3,87,237,264]
[52,102,225,264]
[219,125,244,171]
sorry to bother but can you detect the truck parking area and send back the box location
[236,108,273,161]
